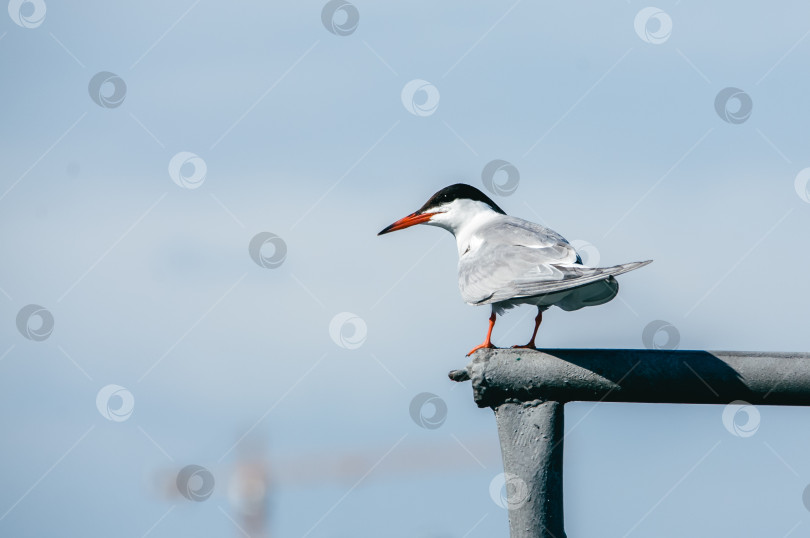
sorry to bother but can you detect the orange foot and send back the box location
[466,342,496,356]
[511,343,536,349]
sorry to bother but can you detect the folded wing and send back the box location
[458,217,651,305]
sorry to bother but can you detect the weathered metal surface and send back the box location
[449,348,810,538]
[494,401,566,538]
[450,348,810,408]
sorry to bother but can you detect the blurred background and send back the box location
[2,1,810,536]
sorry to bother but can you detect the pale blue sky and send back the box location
[2,1,810,536]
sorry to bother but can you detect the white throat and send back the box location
[425,199,503,256]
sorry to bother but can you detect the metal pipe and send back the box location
[448,348,810,538]
[494,401,566,538]
[449,349,810,408]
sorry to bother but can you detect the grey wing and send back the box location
[474,217,580,259]
[458,217,650,305]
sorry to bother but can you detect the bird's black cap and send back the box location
[417,183,506,215]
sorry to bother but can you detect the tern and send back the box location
[378,184,651,355]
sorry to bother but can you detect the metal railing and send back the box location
[449,349,810,538]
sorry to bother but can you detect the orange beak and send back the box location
[377,212,438,235]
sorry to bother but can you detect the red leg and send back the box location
[512,309,543,349]
[467,311,497,356]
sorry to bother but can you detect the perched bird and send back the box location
[378,184,651,355]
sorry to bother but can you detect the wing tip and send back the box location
[621,259,653,273]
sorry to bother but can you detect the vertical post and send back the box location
[493,400,566,538]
